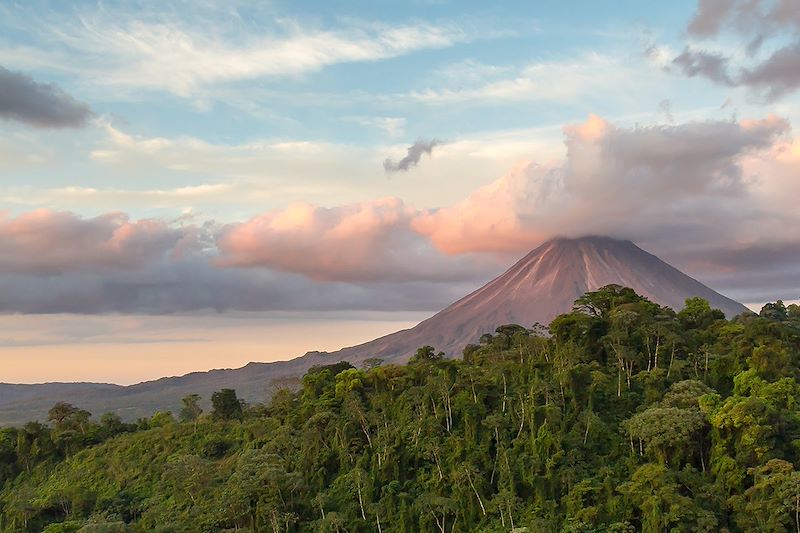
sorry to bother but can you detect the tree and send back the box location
[179,394,203,430]
[625,407,706,466]
[362,357,384,370]
[679,297,724,329]
[47,402,92,456]
[308,361,354,376]
[574,284,650,318]
[618,464,717,532]
[411,345,444,363]
[223,448,301,531]
[48,402,91,434]
[98,412,126,438]
[735,460,800,532]
[211,389,244,421]
[161,454,213,507]
[760,300,789,321]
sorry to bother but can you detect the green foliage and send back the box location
[410,345,444,363]
[2,288,800,532]
[178,394,203,425]
[210,389,244,421]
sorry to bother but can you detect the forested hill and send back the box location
[2,286,800,532]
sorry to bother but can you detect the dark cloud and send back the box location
[0,259,477,315]
[672,48,734,86]
[687,0,800,38]
[0,66,93,128]
[671,0,800,101]
[665,243,800,304]
[740,41,800,101]
[383,138,443,173]
[686,0,736,38]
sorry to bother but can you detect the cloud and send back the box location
[658,99,675,124]
[414,114,789,255]
[0,5,469,98]
[20,122,558,215]
[739,41,800,101]
[383,139,443,173]
[355,116,406,137]
[665,242,800,304]
[0,209,194,275]
[94,21,465,96]
[0,207,492,314]
[0,244,483,315]
[404,54,641,106]
[216,198,493,282]
[685,0,723,37]
[669,0,800,100]
[0,258,474,315]
[216,113,799,303]
[672,47,734,86]
[1,114,798,313]
[90,123,369,183]
[0,66,93,128]
[686,0,800,39]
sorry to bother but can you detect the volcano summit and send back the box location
[320,236,749,364]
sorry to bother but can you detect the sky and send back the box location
[1,0,800,384]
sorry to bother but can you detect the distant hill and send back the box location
[0,236,749,426]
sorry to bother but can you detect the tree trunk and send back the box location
[431,511,446,533]
[357,479,366,520]
[667,343,676,378]
[654,335,660,369]
[466,470,487,516]
[502,373,508,413]
[583,413,591,445]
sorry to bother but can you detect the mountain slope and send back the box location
[0,236,748,425]
[321,236,748,363]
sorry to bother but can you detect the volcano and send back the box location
[315,236,749,363]
[0,236,749,425]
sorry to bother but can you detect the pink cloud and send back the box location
[216,198,494,282]
[0,209,188,274]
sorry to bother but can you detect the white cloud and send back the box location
[405,53,655,106]
[60,122,564,213]
[354,116,407,137]
[0,5,470,98]
[0,183,235,210]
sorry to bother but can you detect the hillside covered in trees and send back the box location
[2,286,800,532]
